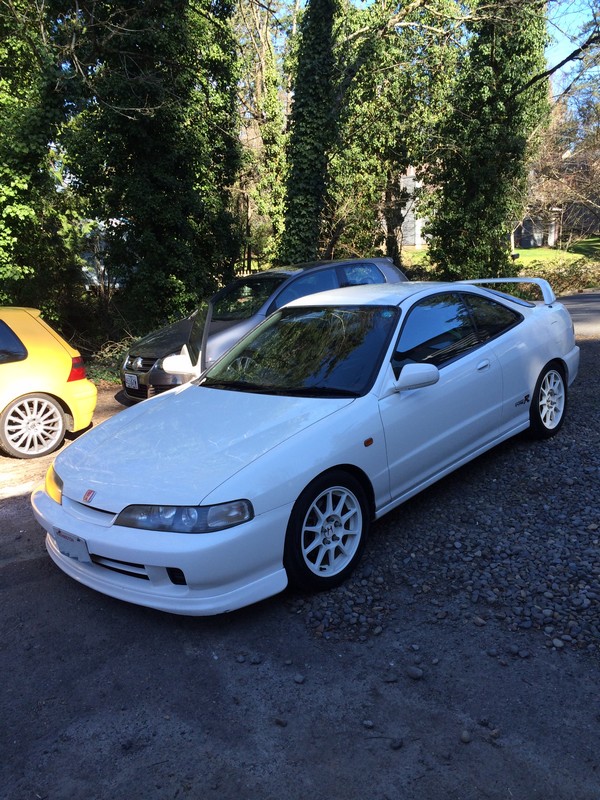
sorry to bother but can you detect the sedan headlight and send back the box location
[45,464,63,505]
[115,500,254,533]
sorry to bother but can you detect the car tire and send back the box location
[529,363,567,439]
[0,393,66,458]
[284,470,370,592]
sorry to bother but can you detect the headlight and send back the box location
[114,500,253,533]
[45,464,63,505]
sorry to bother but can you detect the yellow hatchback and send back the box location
[0,307,97,458]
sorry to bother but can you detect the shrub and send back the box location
[519,256,600,296]
[86,338,134,385]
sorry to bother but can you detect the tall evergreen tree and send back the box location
[423,0,550,278]
[279,0,338,264]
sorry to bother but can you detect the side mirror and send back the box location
[395,363,440,391]
[161,346,193,376]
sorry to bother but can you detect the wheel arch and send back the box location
[539,357,567,383]
[305,463,376,520]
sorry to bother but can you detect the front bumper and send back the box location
[120,366,191,401]
[32,485,290,615]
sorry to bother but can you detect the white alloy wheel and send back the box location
[301,485,363,576]
[0,393,66,458]
[530,365,567,439]
[284,471,369,591]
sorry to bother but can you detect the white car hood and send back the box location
[56,384,352,510]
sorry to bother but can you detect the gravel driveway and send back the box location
[0,292,598,800]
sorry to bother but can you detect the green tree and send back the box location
[423,0,550,278]
[0,0,86,321]
[321,0,459,262]
[235,0,287,269]
[63,0,241,334]
[279,0,339,264]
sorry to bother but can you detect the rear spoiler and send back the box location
[457,277,556,306]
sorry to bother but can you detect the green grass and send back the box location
[513,247,581,265]
[567,236,600,260]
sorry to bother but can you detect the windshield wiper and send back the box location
[201,379,268,393]
[284,386,360,398]
[202,380,358,398]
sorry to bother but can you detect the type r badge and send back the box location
[83,489,96,504]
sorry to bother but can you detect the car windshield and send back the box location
[212,275,288,321]
[199,305,399,397]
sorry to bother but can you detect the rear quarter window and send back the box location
[339,263,384,286]
[0,320,28,364]
[463,294,523,342]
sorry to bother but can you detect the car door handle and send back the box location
[477,359,491,371]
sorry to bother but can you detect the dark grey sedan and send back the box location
[120,258,407,400]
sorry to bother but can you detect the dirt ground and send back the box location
[1,303,599,800]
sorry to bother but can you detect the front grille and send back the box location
[90,555,188,586]
[91,554,149,579]
[126,356,156,372]
[125,385,150,400]
[125,383,173,400]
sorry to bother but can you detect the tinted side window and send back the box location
[463,294,522,341]
[339,263,383,286]
[0,320,27,365]
[392,293,478,373]
[274,268,337,309]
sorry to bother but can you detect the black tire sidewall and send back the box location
[284,470,370,592]
[529,364,567,440]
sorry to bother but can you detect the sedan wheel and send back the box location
[0,393,66,458]
[284,471,369,591]
[529,365,567,439]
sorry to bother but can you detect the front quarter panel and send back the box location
[202,395,390,518]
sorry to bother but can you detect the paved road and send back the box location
[560,290,600,338]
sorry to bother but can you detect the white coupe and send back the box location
[32,279,579,615]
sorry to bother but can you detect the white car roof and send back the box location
[284,281,449,308]
[284,276,555,308]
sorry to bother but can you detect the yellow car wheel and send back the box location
[0,393,66,459]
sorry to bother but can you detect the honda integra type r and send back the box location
[32,279,579,616]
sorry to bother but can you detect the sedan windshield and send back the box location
[200,305,399,397]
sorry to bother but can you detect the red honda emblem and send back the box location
[83,489,96,504]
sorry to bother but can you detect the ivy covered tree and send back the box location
[423,0,550,278]
[279,0,339,264]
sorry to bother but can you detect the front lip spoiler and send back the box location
[45,533,288,615]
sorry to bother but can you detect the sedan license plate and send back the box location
[124,373,139,390]
[52,529,91,563]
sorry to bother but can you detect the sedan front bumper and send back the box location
[32,485,290,615]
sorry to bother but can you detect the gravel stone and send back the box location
[406,666,424,680]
